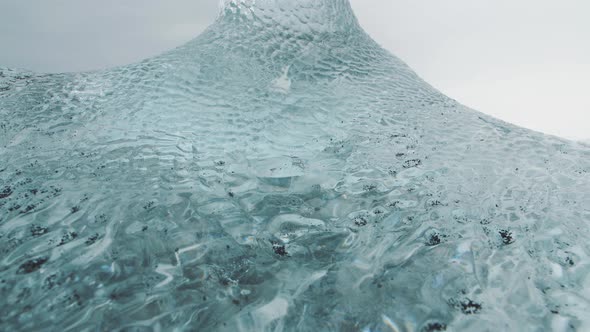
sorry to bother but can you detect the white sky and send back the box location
[0,0,587,140]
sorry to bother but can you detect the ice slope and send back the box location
[0,0,589,330]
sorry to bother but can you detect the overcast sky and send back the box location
[0,0,588,140]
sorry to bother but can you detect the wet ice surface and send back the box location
[1,0,589,331]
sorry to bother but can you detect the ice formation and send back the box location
[0,0,589,330]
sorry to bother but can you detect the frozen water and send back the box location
[1,0,589,331]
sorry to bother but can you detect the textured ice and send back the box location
[1,0,589,331]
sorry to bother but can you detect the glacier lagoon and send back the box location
[1,0,589,330]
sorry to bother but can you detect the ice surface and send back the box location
[1,0,589,331]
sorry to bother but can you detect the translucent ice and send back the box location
[0,0,589,330]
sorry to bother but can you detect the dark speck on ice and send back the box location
[427,234,442,246]
[30,225,49,237]
[0,186,12,199]
[459,299,482,314]
[354,216,368,227]
[17,256,49,274]
[403,159,422,168]
[271,241,288,256]
[499,230,514,245]
[423,322,447,331]
[85,233,100,245]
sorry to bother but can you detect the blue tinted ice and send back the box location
[1,0,589,330]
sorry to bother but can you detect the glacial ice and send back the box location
[0,0,589,331]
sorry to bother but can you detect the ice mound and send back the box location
[1,0,589,330]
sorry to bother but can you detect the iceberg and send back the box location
[0,0,589,330]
